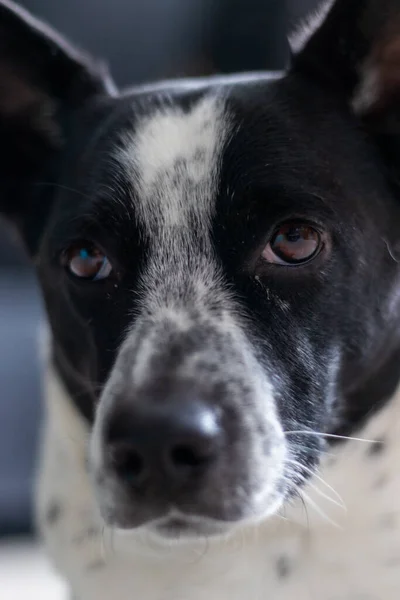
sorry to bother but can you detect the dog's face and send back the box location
[3,0,400,540]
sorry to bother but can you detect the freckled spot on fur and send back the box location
[276,555,292,579]
[46,501,62,526]
[86,525,100,537]
[372,473,388,489]
[193,148,206,162]
[84,454,91,472]
[377,512,397,530]
[72,525,101,544]
[173,157,187,172]
[87,560,106,572]
[95,472,106,486]
[366,438,386,457]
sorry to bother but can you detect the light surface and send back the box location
[0,539,67,600]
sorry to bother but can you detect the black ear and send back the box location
[291,0,400,119]
[0,0,114,228]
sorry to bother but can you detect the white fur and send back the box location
[119,95,226,233]
[37,365,400,600]
[115,93,233,344]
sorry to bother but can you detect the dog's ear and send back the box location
[0,0,114,235]
[291,0,400,121]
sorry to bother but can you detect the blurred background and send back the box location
[0,0,318,596]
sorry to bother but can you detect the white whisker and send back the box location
[298,489,341,529]
[285,458,346,510]
[285,430,379,445]
[306,481,346,511]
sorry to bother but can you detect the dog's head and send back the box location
[2,0,400,540]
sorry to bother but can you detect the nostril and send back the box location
[111,445,145,483]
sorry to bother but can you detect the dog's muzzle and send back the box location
[90,312,287,537]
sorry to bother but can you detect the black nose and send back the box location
[106,399,222,486]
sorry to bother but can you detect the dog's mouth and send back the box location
[146,513,231,541]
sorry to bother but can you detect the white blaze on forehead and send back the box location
[118,94,229,236]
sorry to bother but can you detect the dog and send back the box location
[1,0,400,597]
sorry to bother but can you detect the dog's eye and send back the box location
[62,242,113,281]
[262,223,321,265]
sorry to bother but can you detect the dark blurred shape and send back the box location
[208,0,289,73]
[287,0,319,24]
[11,0,291,85]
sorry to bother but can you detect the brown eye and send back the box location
[262,223,322,265]
[62,242,113,281]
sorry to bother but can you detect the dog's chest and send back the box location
[37,372,400,600]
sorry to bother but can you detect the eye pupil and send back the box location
[62,242,113,281]
[286,230,301,243]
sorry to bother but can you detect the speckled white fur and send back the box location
[119,95,226,233]
[37,365,400,600]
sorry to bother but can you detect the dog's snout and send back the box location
[106,398,222,487]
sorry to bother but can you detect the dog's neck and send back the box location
[36,363,400,600]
